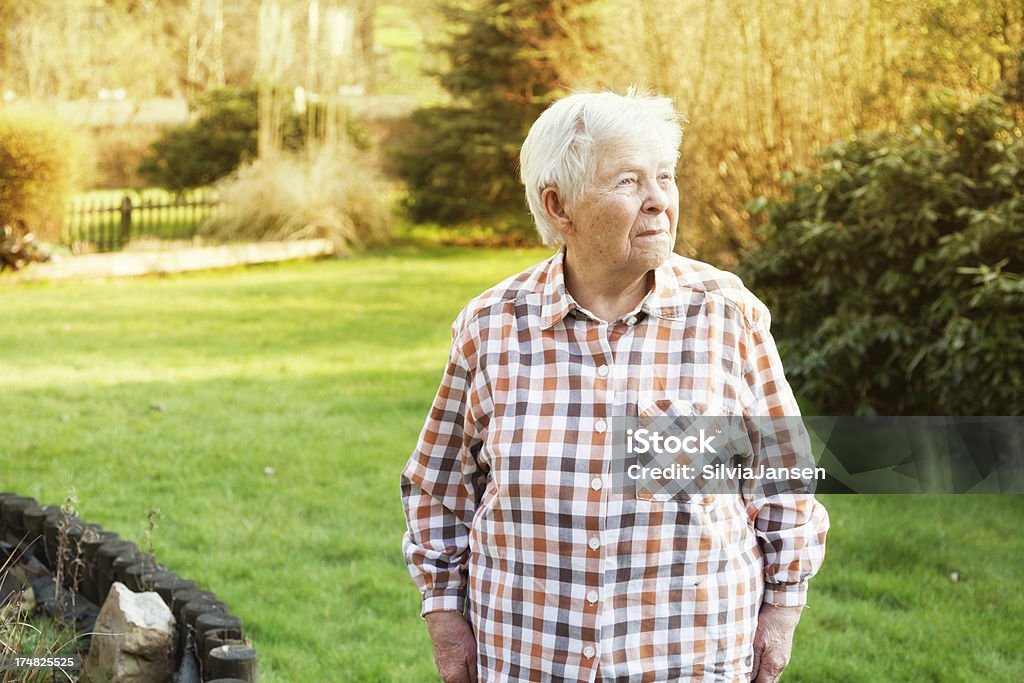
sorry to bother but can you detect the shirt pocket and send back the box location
[634,394,734,507]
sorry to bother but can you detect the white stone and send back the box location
[83,582,176,683]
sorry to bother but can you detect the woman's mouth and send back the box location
[636,228,666,238]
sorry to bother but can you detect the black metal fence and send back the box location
[63,190,220,253]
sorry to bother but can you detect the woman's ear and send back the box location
[542,187,574,237]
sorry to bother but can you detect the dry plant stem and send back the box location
[1,537,85,683]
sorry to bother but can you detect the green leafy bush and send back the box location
[138,87,370,191]
[741,94,1024,416]
[138,87,259,191]
[0,110,77,243]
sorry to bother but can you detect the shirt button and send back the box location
[597,364,609,377]
[626,316,638,325]
[586,590,599,604]
[588,536,600,550]
[590,477,603,491]
[583,646,596,659]
[595,419,607,433]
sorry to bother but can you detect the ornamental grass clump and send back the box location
[202,146,393,254]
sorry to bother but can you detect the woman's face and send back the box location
[562,137,679,281]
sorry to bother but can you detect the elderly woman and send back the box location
[401,91,829,683]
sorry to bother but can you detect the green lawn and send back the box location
[2,247,1022,681]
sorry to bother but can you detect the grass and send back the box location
[1,536,87,683]
[2,247,1022,681]
[789,495,1023,681]
[0,611,84,683]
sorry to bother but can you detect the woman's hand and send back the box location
[751,603,803,682]
[425,611,478,683]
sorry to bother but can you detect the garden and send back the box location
[3,251,1022,681]
[2,1,1023,681]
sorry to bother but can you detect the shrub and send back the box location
[0,110,77,243]
[201,146,393,254]
[86,126,164,189]
[138,88,261,191]
[138,87,371,192]
[740,94,1024,416]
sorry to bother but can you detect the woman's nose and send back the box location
[642,183,669,214]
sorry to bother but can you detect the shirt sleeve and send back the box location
[400,320,490,618]
[740,308,830,608]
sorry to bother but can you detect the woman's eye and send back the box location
[659,173,675,182]
[618,177,637,186]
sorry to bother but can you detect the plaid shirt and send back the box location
[401,248,829,682]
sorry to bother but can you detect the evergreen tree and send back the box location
[395,1,591,233]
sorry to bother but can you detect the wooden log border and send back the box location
[0,492,258,683]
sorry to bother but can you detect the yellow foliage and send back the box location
[0,110,79,243]
[576,0,1023,265]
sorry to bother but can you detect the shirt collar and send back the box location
[538,247,685,330]
[643,257,686,320]
[539,248,574,329]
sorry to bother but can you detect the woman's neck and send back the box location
[563,249,653,323]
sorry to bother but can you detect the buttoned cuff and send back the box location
[762,581,808,608]
[420,588,465,619]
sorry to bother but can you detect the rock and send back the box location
[174,639,201,683]
[30,574,99,630]
[84,582,176,683]
[29,575,56,609]
[0,571,20,605]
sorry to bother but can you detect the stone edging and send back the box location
[0,492,258,682]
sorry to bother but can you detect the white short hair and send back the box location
[519,89,684,247]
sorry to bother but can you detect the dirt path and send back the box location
[1,239,335,284]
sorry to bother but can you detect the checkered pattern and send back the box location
[401,248,829,682]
